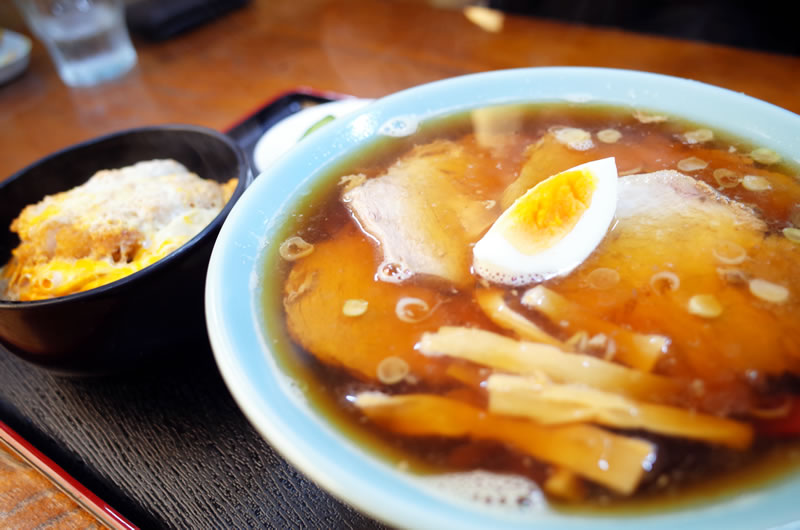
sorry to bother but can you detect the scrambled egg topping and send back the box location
[0,159,237,301]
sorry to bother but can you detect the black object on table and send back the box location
[126,0,251,41]
[0,92,387,529]
[489,0,799,56]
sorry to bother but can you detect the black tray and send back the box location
[224,87,340,172]
[0,90,387,529]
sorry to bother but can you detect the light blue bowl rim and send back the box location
[206,67,800,530]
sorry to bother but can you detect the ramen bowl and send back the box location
[0,125,249,376]
[206,68,800,528]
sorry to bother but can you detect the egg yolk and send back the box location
[500,168,597,254]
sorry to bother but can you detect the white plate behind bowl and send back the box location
[206,67,800,530]
[252,97,373,173]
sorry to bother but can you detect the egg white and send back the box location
[473,157,618,286]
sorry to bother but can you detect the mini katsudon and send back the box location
[0,159,237,301]
[265,102,800,508]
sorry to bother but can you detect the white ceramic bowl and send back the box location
[206,67,800,529]
[0,29,31,85]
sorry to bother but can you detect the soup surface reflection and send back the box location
[263,103,800,509]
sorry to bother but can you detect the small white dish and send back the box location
[252,97,373,173]
[0,29,31,85]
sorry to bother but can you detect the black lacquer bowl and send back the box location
[0,125,249,376]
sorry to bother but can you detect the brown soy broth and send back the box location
[261,102,800,511]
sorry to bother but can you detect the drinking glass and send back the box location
[15,0,137,87]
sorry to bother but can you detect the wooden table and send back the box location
[1,1,799,527]
[1,422,112,528]
[2,0,800,179]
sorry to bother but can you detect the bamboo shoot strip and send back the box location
[417,326,683,402]
[475,288,564,347]
[354,392,655,494]
[521,285,668,372]
[488,374,753,450]
[544,467,587,501]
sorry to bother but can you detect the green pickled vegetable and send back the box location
[300,115,336,139]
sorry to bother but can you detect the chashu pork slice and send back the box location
[553,170,800,393]
[615,169,767,231]
[342,140,498,287]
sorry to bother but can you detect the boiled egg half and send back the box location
[473,157,618,286]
